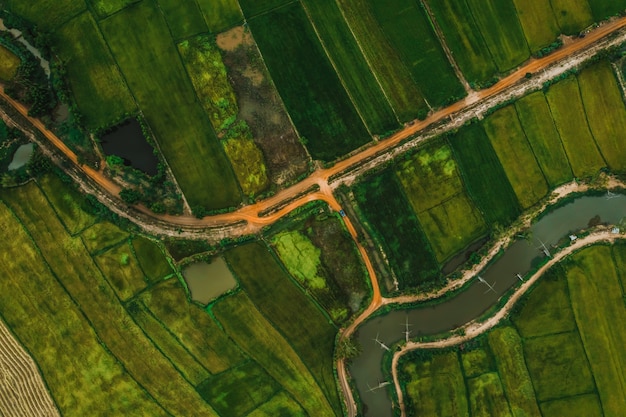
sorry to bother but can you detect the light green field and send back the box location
[335,0,427,121]
[223,136,269,196]
[578,61,626,172]
[488,327,541,416]
[483,105,548,208]
[131,236,173,282]
[5,0,84,31]
[512,0,561,52]
[213,292,335,417]
[247,391,307,417]
[157,0,207,39]
[95,242,146,301]
[196,0,243,33]
[461,348,493,378]
[0,45,20,81]
[540,393,604,417]
[550,0,594,35]
[545,76,606,178]
[524,332,595,401]
[515,91,572,186]
[272,231,324,290]
[88,0,138,18]
[100,0,241,209]
[403,352,468,416]
[38,174,96,235]
[468,372,513,417]
[567,245,626,416]
[465,0,529,72]
[81,221,128,254]
[0,200,167,416]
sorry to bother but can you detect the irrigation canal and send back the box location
[351,193,626,417]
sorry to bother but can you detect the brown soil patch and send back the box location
[242,65,264,87]
[216,26,244,52]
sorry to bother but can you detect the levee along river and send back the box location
[350,193,626,417]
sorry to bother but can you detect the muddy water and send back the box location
[351,194,626,417]
[182,258,237,305]
[8,143,33,170]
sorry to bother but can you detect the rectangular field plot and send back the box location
[488,327,541,416]
[224,242,341,414]
[37,174,96,235]
[567,246,626,415]
[578,61,626,173]
[523,332,594,401]
[157,0,207,39]
[81,221,128,254]
[335,0,427,121]
[545,76,606,178]
[301,0,399,134]
[465,0,529,72]
[95,241,147,301]
[512,0,560,52]
[483,105,548,208]
[0,199,167,416]
[589,0,626,20]
[401,352,468,416]
[196,0,243,33]
[426,0,497,85]
[550,0,593,35]
[467,372,513,417]
[448,123,521,226]
[5,0,84,31]
[515,92,572,187]
[100,0,241,209]
[212,292,336,417]
[247,2,370,161]
[354,170,439,289]
[367,0,465,107]
[540,394,603,417]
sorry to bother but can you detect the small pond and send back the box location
[8,143,33,170]
[100,119,159,176]
[182,258,238,305]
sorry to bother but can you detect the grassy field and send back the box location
[157,0,207,40]
[5,0,84,31]
[545,75,606,178]
[550,0,594,35]
[461,347,494,378]
[515,92,573,187]
[448,123,521,227]
[224,242,341,414]
[589,0,626,20]
[248,2,370,161]
[512,0,561,52]
[367,0,465,107]
[483,105,548,208]
[402,352,468,416]
[524,332,595,401]
[468,372,512,417]
[0,45,20,81]
[131,236,173,282]
[272,231,325,292]
[335,0,428,121]
[488,327,541,416]
[38,174,96,235]
[354,170,439,289]
[541,394,604,417]
[0,200,167,416]
[54,12,137,130]
[212,291,336,417]
[426,0,497,85]
[578,61,626,173]
[100,0,241,209]
[195,0,243,33]
[88,0,138,18]
[81,221,128,254]
[465,0,529,72]
[222,136,269,196]
[95,241,147,301]
[247,391,307,417]
[301,0,399,134]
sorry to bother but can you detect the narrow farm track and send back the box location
[0,319,60,417]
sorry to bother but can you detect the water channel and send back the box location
[350,193,626,417]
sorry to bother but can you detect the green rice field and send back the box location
[512,0,561,52]
[195,0,243,33]
[550,0,593,35]
[157,0,207,40]
[5,0,84,31]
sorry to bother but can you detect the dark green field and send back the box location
[157,0,207,39]
[247,2,370,161]
[237,0,292,17]
[5,0,84,30]
[589,0,626,20]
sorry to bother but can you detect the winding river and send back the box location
[350,193,626,417]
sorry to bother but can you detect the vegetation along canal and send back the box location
[351,194,626,417]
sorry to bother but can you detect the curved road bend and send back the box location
[2,17,626,417]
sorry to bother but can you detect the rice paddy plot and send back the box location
[461,347,494,378]
[426,0,497,85]
[301,0,399,134]
[80,221,128,254]
[247,2,370,161]
[515,91,572,187]
[467,372,513,417]
[246,391,307,417]
[578,61,626,173]
[157,0,207,40]
[0,45,20,81]
[512,0,561,52]
[100,0,241,209]
[447,123,521,227]
[131,236,173,282]
[367,0,465,107]
[195,0,243,33]
[88,0,138,18]
[37,174,96,235]
[95,241,147,301]
[483,105,548,208]
[4,0,84,31]
[335,0,428,121]
[465,0,529,72]
[540,394,604,417]
[545,76,606,178]
[588,0,626,21]
[550,0,594,35]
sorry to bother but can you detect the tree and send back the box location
[335,337,361,360]
[119,188,142,205]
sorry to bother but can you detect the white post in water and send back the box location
[478,275,497,294]
[373,333,390,351]
[516,273,524,282]
[402,317,412,343]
